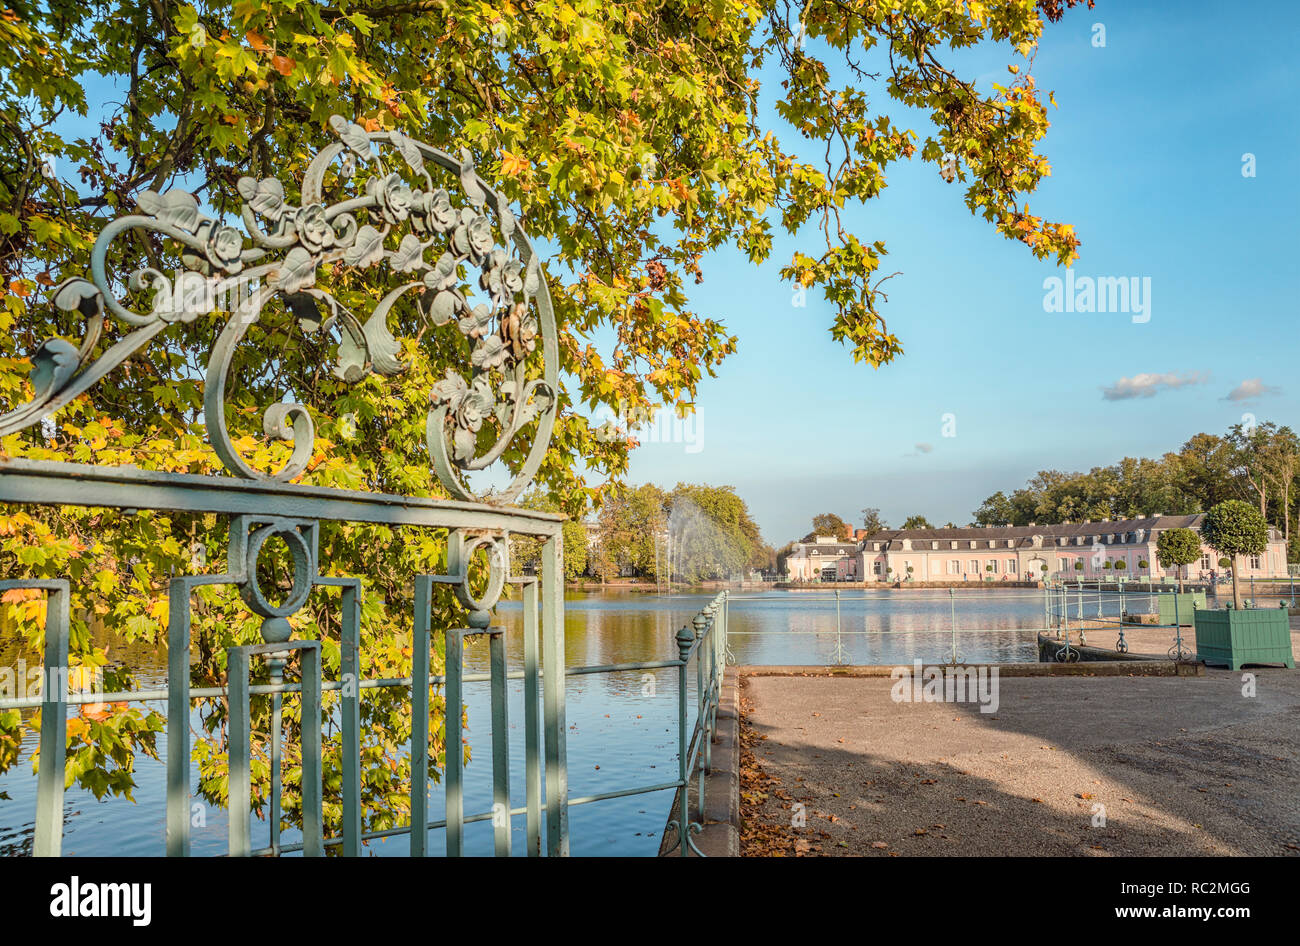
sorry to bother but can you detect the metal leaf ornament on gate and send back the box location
[0,115,558,505]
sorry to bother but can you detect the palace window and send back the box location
[1007,559,1017,573]
[1250,555,1262,569]
[968,559,978,573]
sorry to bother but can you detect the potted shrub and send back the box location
[1194,501,1294,669]
[1153,528,1206,624]
[1157,526,1200,592]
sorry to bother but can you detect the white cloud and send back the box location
[1224,378,1281,402]
[1101,371,1208,401]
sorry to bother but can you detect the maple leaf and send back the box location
[501,149,529,178]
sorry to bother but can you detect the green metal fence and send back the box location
[1045,580,1194,661]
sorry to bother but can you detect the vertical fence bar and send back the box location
[489,627,510,857]
[1063,585,1070,644]
[1173,591,1184,659]
[835,589,842,664]
[33,581,69,858]
[300,642,323,857]
[445,627,465,858]
[227,647,251,858]
[541,532,568,856]
[165,578,191,858]
[338,580,362,856]
[269,669,283,855]
[694,613,706,820]
[949,587,958,662]
[410,576,433,857]
[699,610,712,776]
[521,578,542,857]
[719,591,728,667]
[165,574,232,857]
[675,624,693,857]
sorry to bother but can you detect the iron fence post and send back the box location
[1173,590,1185,661]
[693,611,708,816]
[445,627,465,857]
[227,648,252,857]
[410,576,433,857]
[165,577,194,858]
[33,581,69,858]
[541,531,568,855]
[489,626,511,857]
[675,623,694,857]
[520,577,543,857]
[299,642,324,857]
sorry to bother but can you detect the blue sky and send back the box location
[620,0,1300,545]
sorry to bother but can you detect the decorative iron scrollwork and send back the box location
[0,117,557,504]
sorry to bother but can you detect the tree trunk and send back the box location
[1285,479,1292,544]
[1177,564,1183,594]
[1231,555,1243,611]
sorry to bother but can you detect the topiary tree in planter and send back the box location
[1074,560,1084,580]
[1195,507,1292,669]
[1156,527,1201,593]
[1202,500,1269,611]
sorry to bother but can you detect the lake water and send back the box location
[0,588,1049,856]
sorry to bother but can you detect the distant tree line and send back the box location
[971,421,1300,560]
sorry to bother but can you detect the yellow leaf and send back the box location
[501,149,528,178]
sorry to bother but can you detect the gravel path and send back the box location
[740,668,1300,856]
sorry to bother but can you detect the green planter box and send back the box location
[1193,608,1295,670]
[1158,592,1206,626]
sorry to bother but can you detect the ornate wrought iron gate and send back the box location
[0,116,729,857]
[0,117,576,856]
